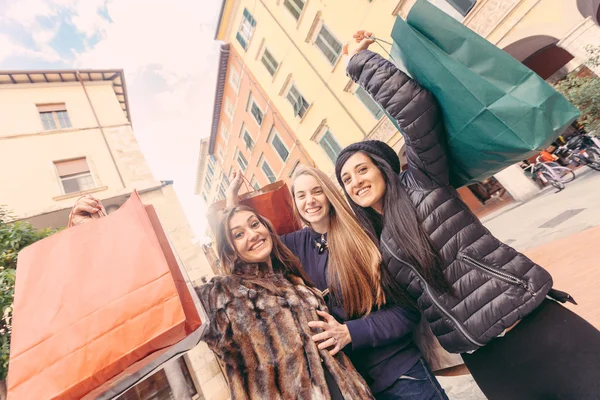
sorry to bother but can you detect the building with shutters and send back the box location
[196,43,315,206]
[213,0,600,216]
[0,69,230,400]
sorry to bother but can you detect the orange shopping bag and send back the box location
[7,191,202,400]
[207,180,301,235]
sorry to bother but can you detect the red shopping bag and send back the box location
[207,180,302,235]
[7,191,202,400]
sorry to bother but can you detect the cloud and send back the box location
[70,0,109,38]
[73,0,223,238]
[4,0,57,27]
[0,34,60,63]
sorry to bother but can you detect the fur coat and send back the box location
[197,263,374,400]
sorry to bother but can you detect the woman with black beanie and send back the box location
[334,30,600,400]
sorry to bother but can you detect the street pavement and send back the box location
[483,168,600,251]
[437,169,600,399]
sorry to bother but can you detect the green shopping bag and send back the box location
[388,0,579,187]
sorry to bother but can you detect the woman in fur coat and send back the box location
[70,197,374,400]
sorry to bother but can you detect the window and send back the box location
[218,182,227,201]
[428,0,474,18]
[283,0,305,20]
[286,84,309,118]
[217,145,225,162]
[118,358,196,400]
[315,24,342,65]
[288,160,301,177]
[288,160,300,178]
[261,159,276,183]
[319,131,342,163]
[236,150,249,171]
[220,123,230,141]
[250,175,261,191]
[247,96,264,125]
[229,67,240,92]
[38,104,72,131]
[224,97,235,120]
[270,130,289,161]
[236,8,256,50]
[356,87,383,119]
[261,48,279,76]
[243,130,255,152]
[54,158,95,194]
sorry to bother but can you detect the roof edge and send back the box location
[208,43,231,155]
[214,0,228,40]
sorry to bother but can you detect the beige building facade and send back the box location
[214,0,600,208]
[196,43,315,206]
[0,70,229,400]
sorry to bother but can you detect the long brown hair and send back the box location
[291,166,389,317]
[216,205,314,291]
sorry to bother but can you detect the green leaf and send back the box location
[0,206,57,380]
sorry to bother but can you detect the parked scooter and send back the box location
[555,133,600,171]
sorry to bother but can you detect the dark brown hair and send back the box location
[216,205,314,291]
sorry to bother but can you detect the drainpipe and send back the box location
[76,71,126,189]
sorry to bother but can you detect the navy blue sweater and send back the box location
[281,228,421,393]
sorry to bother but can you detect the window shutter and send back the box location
[236,32,248,50]
[37,103,67,112]
[445,0,476,16]
[55,158,90,177]
[356,87,383,119]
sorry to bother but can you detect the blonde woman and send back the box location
[227,167,447,399]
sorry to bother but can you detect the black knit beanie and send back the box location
[335,140,400,185]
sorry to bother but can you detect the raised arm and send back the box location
[345,32,450,187]
[225,170,243,207]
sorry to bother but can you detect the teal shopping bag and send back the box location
[388,0,579,187]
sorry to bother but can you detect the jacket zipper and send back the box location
[459,254,536,297]
[381,240,485,348]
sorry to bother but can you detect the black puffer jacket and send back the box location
[347,50,554,353]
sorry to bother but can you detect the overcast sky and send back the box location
[0,0,223,240]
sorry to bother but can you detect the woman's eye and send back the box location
[358,167,367,174]
[342,178,350,184]
[234,232,243,239]
[251,221,260,228]
[314,190,323,195]
[297,194,305,200]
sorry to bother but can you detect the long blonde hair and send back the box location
[291,166,385,317]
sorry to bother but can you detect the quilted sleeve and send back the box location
[347,50,450,187]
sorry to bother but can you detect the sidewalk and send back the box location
[523,225,600,329]
[481,166,594,225]
[483,168,600,251]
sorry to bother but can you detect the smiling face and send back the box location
[292,174,331,226]
[339,152,387,213]
[228,210,273,264]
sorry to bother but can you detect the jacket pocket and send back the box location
[381,240,485,348]
[458,253,536,297]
